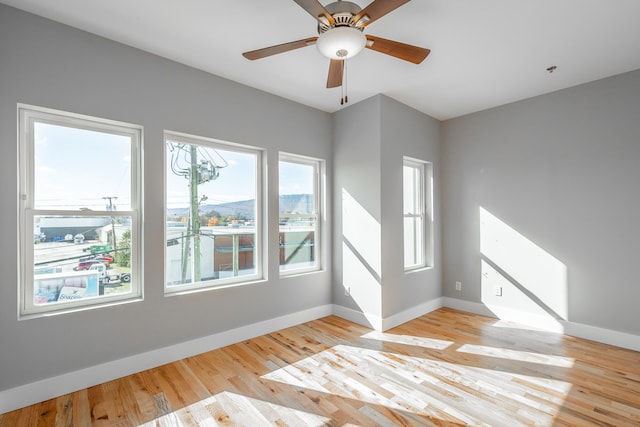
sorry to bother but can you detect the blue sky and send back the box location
[166,145,314,209]
[279,160,314,197]
[166,144,257,209]
[34,122,131,210]
[34,123,313,212]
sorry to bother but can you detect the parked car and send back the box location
[92,256,112,266]
[79,255,113,266]
[74,259,107,271]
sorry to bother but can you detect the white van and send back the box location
[88,263,106,280]
[88,263,131,284]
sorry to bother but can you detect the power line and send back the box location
[102,196,118,211]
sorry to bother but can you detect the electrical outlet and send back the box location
[494,286,503,297]
[455,281,462,291]
[344,286,350,297]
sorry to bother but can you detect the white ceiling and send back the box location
[3,0,640,120]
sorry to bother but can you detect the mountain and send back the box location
[278,194,314,215]
[167,194,313,219]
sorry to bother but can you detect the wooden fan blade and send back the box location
[365,35,430,64]
[243,37,318,60]
[353,0,411,27]
[293,0,334,26]
[326,59,344,88]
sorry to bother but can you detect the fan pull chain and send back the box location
[344,58,348,104]
[341,59,349,105]
[340,59,345,105]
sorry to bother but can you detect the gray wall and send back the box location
[0,5,332,391]
[380,96,441,318]
[332,95,442,323]
[441,69,640,335]
[332,96,383,319]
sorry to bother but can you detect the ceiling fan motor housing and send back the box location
[316,1,366,60]
[317,1,364,33]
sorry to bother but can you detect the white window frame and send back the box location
[163,131,264,295]
[278,152,324,276]
[403,157,433,271]
[18,104,143,318]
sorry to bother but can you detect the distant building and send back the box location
[165,223,314,284]
[38,217,111,242]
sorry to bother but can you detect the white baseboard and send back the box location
[443,297,640,352]
[331,304,382,330]
[442,297,496,318]
[444,298,566,333]
[381,297,444,331]
[562,321,640,352]
[0,304,333,415]
[331,297,444,332]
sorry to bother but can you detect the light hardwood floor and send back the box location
[2,308,639,426]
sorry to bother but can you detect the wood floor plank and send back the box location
[71,389,92,426]
[2,308,639,426]
[55,393,74,427]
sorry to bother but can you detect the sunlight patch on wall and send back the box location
[342,188,381,277]
[479,207,568,329]
[341,188,382,318]
[342,243,382,322]
[481,260,566,332]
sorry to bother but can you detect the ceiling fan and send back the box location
[242,0,430,103]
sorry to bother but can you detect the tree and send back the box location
[115,229,131,268]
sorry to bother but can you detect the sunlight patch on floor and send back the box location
[490,318,566,335]
[261,343,572,426]
[360,330,453,350]
[137,391,332,427]
[457,343,574,367]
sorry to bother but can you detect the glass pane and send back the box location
[33,122,132,210]
[404,216,417,267]
[403,165,418,214]
[280,230,316,271]
[33,215,132,305]
[404,216,424,268]
[165,141,258,286]
[279,160,317,271]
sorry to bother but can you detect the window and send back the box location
[279,153,323,274]
[403,157,432,271]
[165,132,263,293]
[18,105,142,317]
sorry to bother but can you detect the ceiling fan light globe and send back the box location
[316,27,366,60]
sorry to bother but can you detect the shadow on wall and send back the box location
[479,207,568,332]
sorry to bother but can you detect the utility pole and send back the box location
[177,147,202,284]
[103,196,118,250]
[168,141,225,284]
[181,219,190,283]
[189,145,201,282]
